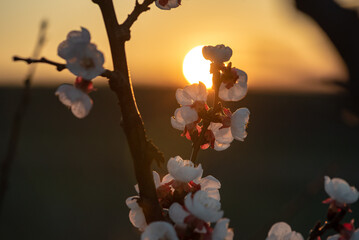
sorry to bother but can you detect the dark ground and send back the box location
[0,86,358,240]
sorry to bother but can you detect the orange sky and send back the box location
[0,0,349,92]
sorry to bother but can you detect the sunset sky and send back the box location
[0,0,349,92]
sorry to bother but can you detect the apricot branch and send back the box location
[13,56,114,79]
[92,0,164,223]
[122,0,155,30]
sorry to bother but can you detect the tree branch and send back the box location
[1,20,48,216]
[13,56,66,71]
[122,0,155,30]
[190,65,222,164]
[92,0,164,223]
[307,207,348,240]
[13,56,114,79]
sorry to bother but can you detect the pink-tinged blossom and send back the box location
[219,68,248,102]
[169,202,190,225]
[171,106,198,131]
[166,156,203,183]
[126,196,147,231]
[203,108,249,151]
[266,222,303,240]
[212,218,234,240]
[58,27,105,80]
[231,108,250,141]
[202,45,232,63]
[208,122,233,151]
[176,82,208,106]
[171,82,208,132]
[155,0,181,10]
[163,159,221,200]
[127,171,173,230]
[55,78,93,119]
[184,190,223,223]
[141,221,179,240]
[324,176,359,205]
[194,175,221,201]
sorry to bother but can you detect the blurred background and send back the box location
[0,0,359,239]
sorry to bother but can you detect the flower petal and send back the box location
[219,69,247,102]
[167,156,203,182]
[212,218,234,240]
[199,175,221,200]
[55,84,93,119]
[126,196,147,231]
[324,176,359,204]
[202,45,232,63]
[214,141,231,151]
[66,43,105,80]
[267,222,292,239]
[169,202,190,224]
[266,222,303,240]
[185,191,223,223]
[231,108,250,141]
[141,221,179,240]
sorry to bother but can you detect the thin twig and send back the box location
[122,0,155,30]
[0,20,48,216]
[307,207,348,240]
[190,121,210,164]
[190,65,222,164]
[12,56,114,79]
[13,56,66,71]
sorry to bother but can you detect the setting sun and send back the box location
[183,46,213,88]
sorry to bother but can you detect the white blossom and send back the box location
[126,196,147,231]
[212,218,234,240]
[219,68,248,102]
[167,156,203,183]
[171,106,198,131]
[327,229,359,240]
[324,176,359,204]
[176,82,207,106]
[206,107,249,151]
[202,45,232,63]
[55,84,93,119]
[231,108,250,141]
[162,171,221,200]
[172,82,208,131]
[169,202,190,225]
[58,27,91,57]
[195,175,221,200]
[141,221,179,240]
[58,27,105,80]
[155,0,181,10]
[208,123,233,151]
[184,190,223,223]
[266,222,303,240]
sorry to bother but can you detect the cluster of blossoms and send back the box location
[14,1,359,240]
[266,176,359,240]
[55,27,105,118]
[127,156,233,240]
[125,44,250,239]
[126,44,250,239]
[171,45,250,151]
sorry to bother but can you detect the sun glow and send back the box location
[183,46,213,88]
